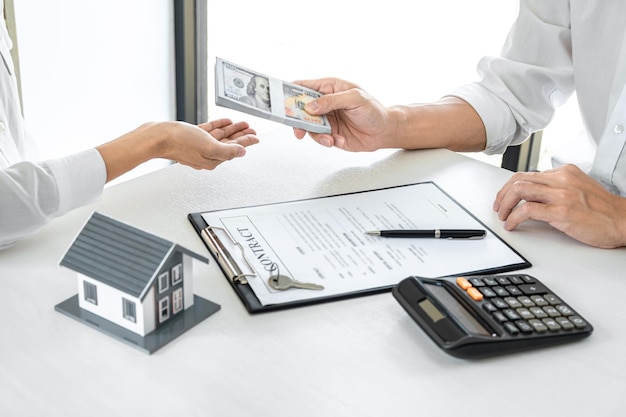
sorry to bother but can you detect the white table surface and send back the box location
[1,127,625,416]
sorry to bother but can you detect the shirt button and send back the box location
[614,123,624,135]
[0,121,5,131]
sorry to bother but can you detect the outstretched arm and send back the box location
[97,119,258,182]
[0,119,258,249]
[292,78,486,153]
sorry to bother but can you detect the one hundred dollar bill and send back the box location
[215,57,331,134]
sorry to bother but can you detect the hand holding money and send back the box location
[215,58,331,134]
[290,77,394,151]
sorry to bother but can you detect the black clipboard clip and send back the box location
[200,226,257,284]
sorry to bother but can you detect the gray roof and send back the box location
[60,212,208,299]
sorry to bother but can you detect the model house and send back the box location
[59,212,209,337]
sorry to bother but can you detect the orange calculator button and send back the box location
[467,287,484,301]
[456,277,472,290]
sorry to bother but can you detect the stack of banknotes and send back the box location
[215,57,331,134]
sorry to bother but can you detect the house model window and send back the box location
[159,297,170,323]
[84,281,98,305]
[173,288,183,314]
[158,272,169,293]
[172,263,183,285]
[123,298,137,323]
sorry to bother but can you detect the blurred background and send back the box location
[12,0,587,184]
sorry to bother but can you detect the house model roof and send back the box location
[60,212,208,300]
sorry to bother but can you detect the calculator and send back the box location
[392,274,593,358]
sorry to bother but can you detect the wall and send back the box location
[205,0,519,167]
[13,0,175,181]
[205,0,587,171]
[77,274,148,336]
[12,1,585,177]
[205,1,517,121]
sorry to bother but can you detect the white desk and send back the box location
[1,128,625,416]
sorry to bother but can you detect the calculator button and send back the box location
[467,287,483,301]
[569,316,588,329]
[503,322,520,335]
[493,286,510,297]
[509,276,525,285]
[543,306,561,318]
[492,298,509,309]
[469,278,485,287]
[530,295,548,306]
[505,285,523,296]
[516,308,535,320]
[528,319,548,333]
[556,305,574,316]
[555,317,575,331]
[544,293,562,305]
[517,296,535,308]
[482,302,497,313]
[456,277,472,290]
[515,320,534,334]
[504,297,522,309]
[492,311,509,323]
[479,287,497,298]
[483,277,498,286]
[542,318,561,332]
[496,276,511,285]
[519,283,549,295]
[529,307,548,318]
[503,309,520,320]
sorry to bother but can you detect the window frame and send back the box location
[83,281,98,305]
[174,0,207,124]
[172,263,183,286]
[158,271,169,293]
[122,298,137,323]
[172,288,183,314]
[158,297,170,323]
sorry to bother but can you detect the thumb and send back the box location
[305,90,356,116]
[212,142,246,161]
[304,93,341,115]
[304,98,323,115]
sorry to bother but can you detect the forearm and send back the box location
[386,97,487,152]
[95,122,165,183]
[95,120,255,183]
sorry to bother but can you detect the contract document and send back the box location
[189,182,530,312]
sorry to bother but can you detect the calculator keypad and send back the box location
[456,275,588,336]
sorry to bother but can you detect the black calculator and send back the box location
[392,274,593,358]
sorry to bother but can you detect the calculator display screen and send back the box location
[424,283,491,337]
[418,299,445,323]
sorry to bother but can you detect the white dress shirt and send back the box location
[452,0,626,196]
[1,4,106,249]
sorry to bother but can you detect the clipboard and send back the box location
[188,182,532,313]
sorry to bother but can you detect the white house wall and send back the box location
[142,287,156,335]
[183,256,195,308]
[77,274,147,336]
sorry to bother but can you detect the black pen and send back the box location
[365,229,486,239]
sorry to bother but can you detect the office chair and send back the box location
[501,131,543,172]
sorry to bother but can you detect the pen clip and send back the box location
[200,226,257,284]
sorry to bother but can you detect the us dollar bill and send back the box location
[215,57,331,134]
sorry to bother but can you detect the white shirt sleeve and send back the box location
[449,0,575,155]
[0,148,106,249]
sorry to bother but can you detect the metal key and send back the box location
[268,274,324,291]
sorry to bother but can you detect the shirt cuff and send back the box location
[448,83,519,155]
[42,148,106,215]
